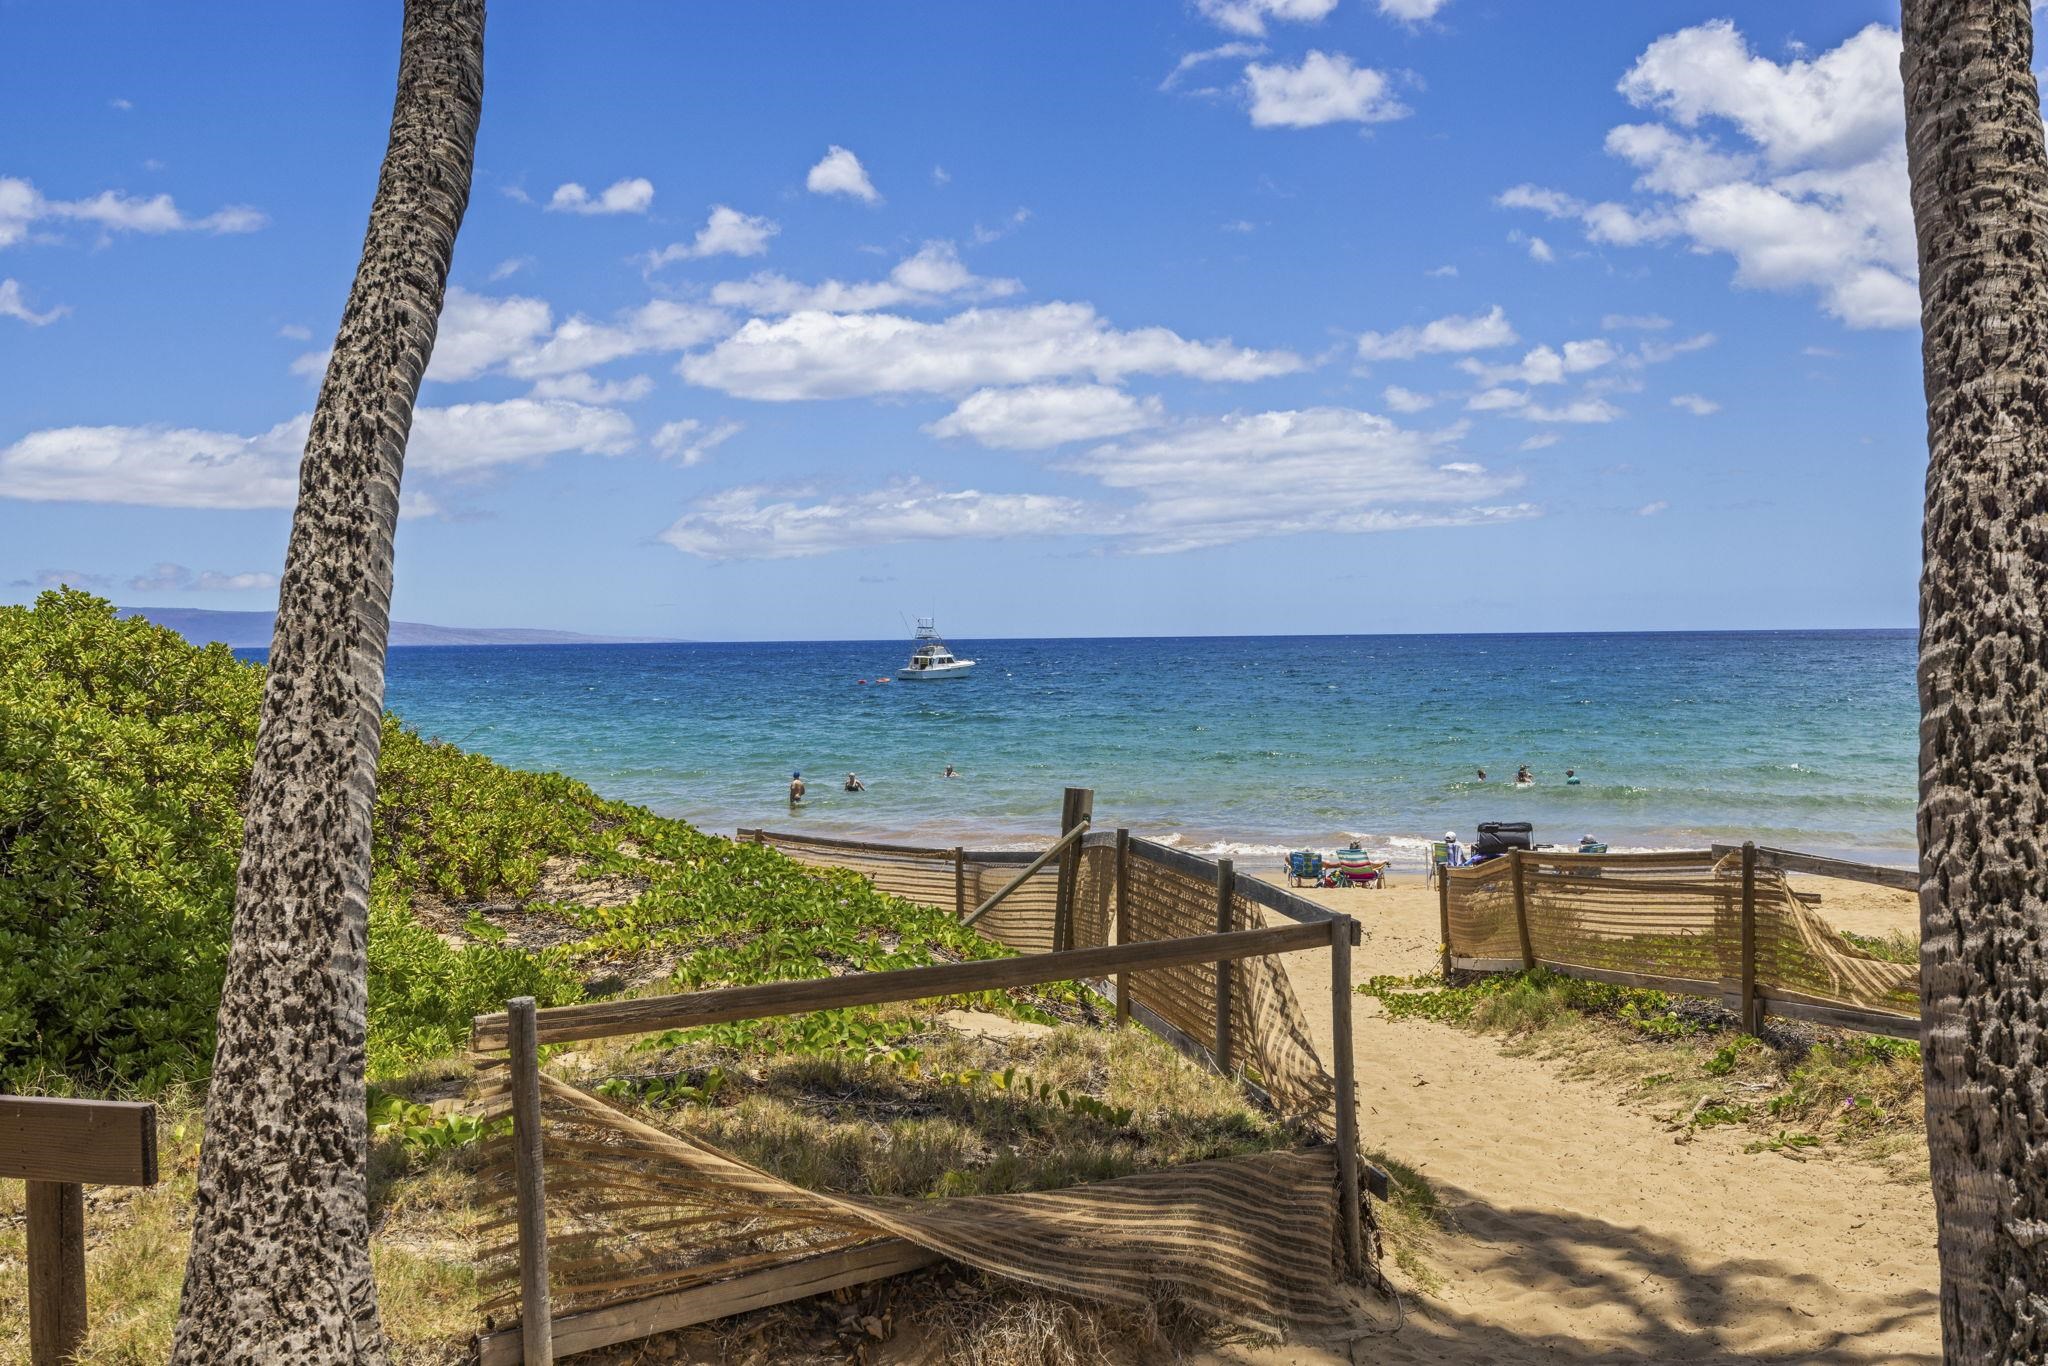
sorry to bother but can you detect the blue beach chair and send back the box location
[1285,851,1323,887]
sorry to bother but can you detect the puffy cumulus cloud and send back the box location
[663,406,1533,560]
[806,146,880,204]
[0,174,265,248]
[678,302,1302,401]
[545,177,654,215]
[661,480,1084,559]
[1381,385,1435,413]
[1196,0,1337,37]
[641,205,779,268]
[0,278,65,325]
[1245,51,1409,128]
[1356,305,1515,361]
[711,241,1019,315]
[380,287,727,385]
[0,399,632,507]
[127,563,278,593]
[1378,0,1451,18]
[1518,397,1622,424]
[407,399,635,476]
[652,417,743,465]
[1497,22,1915,328]
[1457,338,1616,387]
[925,384,1165,450]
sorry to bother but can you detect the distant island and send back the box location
[123,606,674,650]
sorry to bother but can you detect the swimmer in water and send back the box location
[789,771,806,805]
[943,765,959,779]
[1515,765,1532,784]
[1565,768,1580,785]
[844,772,865,792]
[1475,768,1487,783]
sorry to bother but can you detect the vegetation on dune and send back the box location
[1364,968,1925,1169]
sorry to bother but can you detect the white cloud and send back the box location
[1378,0,1451,18]
[1425,264,1458,278]
[1518,397,1622,424]
[713,241,1019,316]
[1245,51,1410,128]
[0,175,265,248]
[1357,305,1515,361]
[1517,433,1560,451]
[526,372,654,404]
[1196,0,1337,37]
[0,399,633,508]
[0,278,65,325]
[1162,42,1268,92]
[926,384,1165,449]
[662,480,1083,559]
[1638,331,1716,364]
[127,563,278,593]
[641,205,780,268]
[663,406,1534,560]
[423,286,553,381]
[679,301,1302,401]
[545,177,654,215]
[1458,338,1616,387]
[110,98,134,112]
[1381,385,1435,413]
[806,146,880,204]
[1498,22,1915,328]
[385,288,727,385]
[1670,392,1720,415]
[489,256,535,281]
[277,323,313,340]
[932,165,951,186]
[1637,499,1670,516]
[651,418,744,466]
[1524,235,1555,263]
[1602,312,1671,330]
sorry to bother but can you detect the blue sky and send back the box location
[0,1,1924,639]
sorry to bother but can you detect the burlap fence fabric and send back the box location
[749,829,1338,1129]
[1444,849,1916,1018]
[474,1072,1348,1339]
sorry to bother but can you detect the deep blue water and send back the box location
[296,631,1919,867]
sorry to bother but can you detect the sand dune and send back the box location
[1207,872,1937,1364]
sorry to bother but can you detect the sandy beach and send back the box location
[1205,868,1938,1365]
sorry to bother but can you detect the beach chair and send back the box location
[1285,850,1323,887]
[1426,841,1449,888]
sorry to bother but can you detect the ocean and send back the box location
[338,630,1918,869]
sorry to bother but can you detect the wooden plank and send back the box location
[1510,850,1536,971]
[509,998,553,1365]
[1437,871,1453,979]
[742,828,954,858]
[1235,872,1363,943]
[474,920,1336,1050]
[1214,858,1236,1073]
[475,1240,945,1365]
[27,1181,85,1366]
[1328,920,1362,1278]
[1114,828,1131,1028]
[0,1097,157,1186]
[1710,843,1919,892]
[1739,842,1759,1034]
[953,847,965,919]
[960,823,1084,929]
[1758,993,1919,1040]
[1052,787,1093,952]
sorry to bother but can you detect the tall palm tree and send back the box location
[1901,1,2048,1358]
[171,2,484,1358]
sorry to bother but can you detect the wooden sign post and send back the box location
[1,1096,159,1364]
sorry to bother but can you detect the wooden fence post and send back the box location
[1113,828,1132,1026]
[27,1180,85,1365]
[1329,917,1363,1277]
[953,846,966,919]
[1510,849,1535,972]
[509,996,554,1366]
[1740,841,1759,1034]
[1214,857,1236,1074]
[1052,787,1093,952]
[1437,865,1454,979]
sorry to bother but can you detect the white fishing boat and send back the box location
[900,618,975,680]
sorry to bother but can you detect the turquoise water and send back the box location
[351,631,1917,868]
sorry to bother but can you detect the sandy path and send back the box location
[1208,872,1938,1364]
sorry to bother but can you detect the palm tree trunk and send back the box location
[1901,1,2048,1359]
[171,3,483,1359]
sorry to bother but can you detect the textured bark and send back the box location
[1901,2,2048,1360]
[170,3,483,1360]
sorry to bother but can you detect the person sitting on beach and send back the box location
[1443,831,1466,868]
[943,764,959,778]
[789,771,805,805]
[844,772,865,792]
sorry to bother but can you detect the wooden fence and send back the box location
[1439,842,1920,1039]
